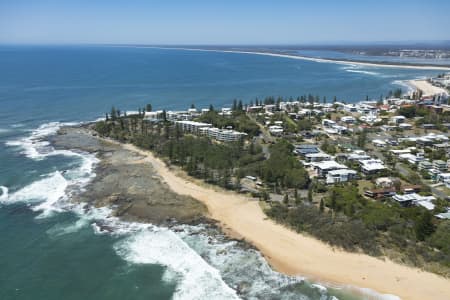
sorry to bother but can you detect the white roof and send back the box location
[305,152,331,158]
[360,159,385,171]
[372,139,387,145]
[312,161,347,170]
[327,169,357,175]
[176,120,212,127]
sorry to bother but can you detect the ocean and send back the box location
[0,45,439,300]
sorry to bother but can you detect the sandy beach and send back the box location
[117,142,450,300]
[125,46,450,71]
[408,80,449,97]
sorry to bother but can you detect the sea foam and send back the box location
[114,229,240,300]
[3,122,98,217]
[0,186,8,201]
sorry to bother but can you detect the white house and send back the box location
[269,125,283,136]
[390,115,406,124]
[359,159,386,174]
[326,169,358,184]
[340,116,356,124]
[311,161,348,177]
[393,193,435,210]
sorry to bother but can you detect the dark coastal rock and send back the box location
[51,125,207,225]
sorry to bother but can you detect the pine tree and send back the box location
[319,198,324,212]
[283,194,289,205]
[415,211,435,241]
[307,185,313,202]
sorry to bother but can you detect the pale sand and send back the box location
[119,45,450,71]
[120,142,450,300]
[408,80,449,97]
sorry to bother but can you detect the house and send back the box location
[437,172,450,183]
[364,188,395,199]
[326,169,358,184]
[433,160,448,172]
[175,120,212,133]
[305,152,332,163]
[359,159,386,174]
[206,128,247,142]
[392,193,435,209]
[343,104,357,112]
[269,125,283,136]
[311,161,348,177]
[332,125,348,134]
[390,115,406,124]
[436,209,450,220]
[421,124,436,130]
[372,139,387,147]
[433,143,450,151]
[399,123,413,130]
[390,149,412,156]
[294,144,320,156]
[375,177,394,188]
[418,160,433,171]
[399,153,425,165]
[144,110,164,121]
[381,125,397,131]
[322,119,336,127]
[340,116,356,124]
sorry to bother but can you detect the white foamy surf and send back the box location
[3,122,98,217]
[2,122,401,300]
[6,122,80,160]
[0,186,8,201]
[114,229,240,300]
[341,66,380,76]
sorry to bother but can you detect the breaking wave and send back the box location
[2,122,98,217]
[115,229,240,300]
[2,122,401,300]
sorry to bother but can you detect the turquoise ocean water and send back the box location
[0,45,441,300]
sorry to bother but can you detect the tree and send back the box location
[357,129,367,148]
[308,184,313,202]
[415,211,435,241]
[237,100,243,111]
[329,189,337,210]
[283,194,289,205]
[110,106,117,120]
[190,103,195,109]
[232,99,237,111]
[209,104,214,112]
[146,103,152,112]
[319,198,324,212]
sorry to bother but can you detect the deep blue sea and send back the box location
[0,45,440,300]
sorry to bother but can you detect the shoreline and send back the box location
[406,79,449,97]
[111,139,450,300]
[111,45,450,71]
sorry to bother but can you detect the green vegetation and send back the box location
[196,109,260,137]
[266,182,450,275]
[94,108,310,192]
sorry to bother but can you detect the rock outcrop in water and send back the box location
[51,125,207,225]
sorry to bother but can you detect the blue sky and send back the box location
[0,0,449,44]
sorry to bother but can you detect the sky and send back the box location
[0,0,449,45]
